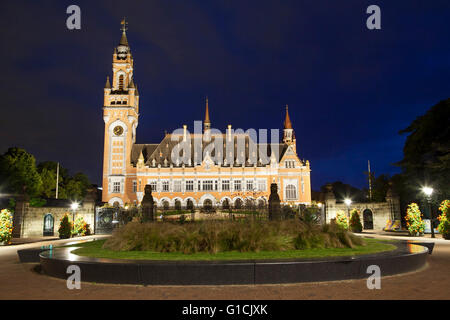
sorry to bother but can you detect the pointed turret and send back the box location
[283,104,295,145]
[204,96,211,131]
[128,77,135,88]
[284,105,292,129]
[105,76,111,89]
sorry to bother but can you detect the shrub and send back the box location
[29,197,47,207]
[58,213,72,239]
[0,209,13,244]
[349,209,363,233]
[405,203,425,236]
[335,210,349,230]
[103,220,366,254]
[437,200,450,240]
[72,216,91,236]
[301,206,320,225]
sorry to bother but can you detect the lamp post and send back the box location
[422,187,434,238]
[344,198,352,221]
[71,202,79,234]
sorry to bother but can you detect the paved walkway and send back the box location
[0,234,449,300]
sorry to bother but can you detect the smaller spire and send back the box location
[204,96,211,132]
[128,77,135,89]
[119,18,129,46]
[105,76,111,89]
[135,84,139,96]
[284,104,292,129]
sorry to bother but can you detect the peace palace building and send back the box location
[102,26,312,209]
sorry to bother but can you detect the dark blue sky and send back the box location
[1,0,449,190]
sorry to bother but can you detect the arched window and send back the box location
[119,75,124,90]
[285,184,297,200]
[234,198,243,209]
[186,199,194,210]
[43,214,54,236]
[162,200,170,211]
[175,200,181,211]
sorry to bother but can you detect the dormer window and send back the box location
[285,160,295,168]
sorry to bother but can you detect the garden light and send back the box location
[422,187,433,197]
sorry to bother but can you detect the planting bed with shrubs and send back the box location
[71,220,396,260]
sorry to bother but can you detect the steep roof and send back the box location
[130,134,289,167]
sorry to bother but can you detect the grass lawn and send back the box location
[69,238,396,261]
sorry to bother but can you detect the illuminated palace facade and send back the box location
[102,25,312,208]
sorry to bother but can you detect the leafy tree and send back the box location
[398,99,450,201]
[0,147,42,197]
[320,181,367,203]
[372,174,390,202]
[349,209,363,233]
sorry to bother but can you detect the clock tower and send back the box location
[102,19,140,206]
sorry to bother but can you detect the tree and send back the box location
[0,147,42,197]
[398,99,450,201]
[321,181,367,203]
[372,174,390,202]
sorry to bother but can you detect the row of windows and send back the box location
[110,100,127,105]
[132,179,268,193]
[285,160,296,168]
[127,181,300,200]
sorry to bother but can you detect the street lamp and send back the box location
[344,198,352,220]
[422,187,434,238]
[71,202,79,234]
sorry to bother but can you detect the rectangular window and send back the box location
[246,180,254,191]
[174,180,181,192]
[132,180,137,193]
[203,180,213,191]
[222,180,230,191]
[258,180,266,192]
[113,182,121,193]
[186,180,194,191]
[234,180,242,191]
[149,180,157,192]
[162,181,169,192]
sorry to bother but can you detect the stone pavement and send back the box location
[0,234,449,300]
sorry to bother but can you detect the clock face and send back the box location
[113,126,123,136]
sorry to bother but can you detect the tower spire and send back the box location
[119,18,129,46]
[284,104,292,129]
[204,96,211,131]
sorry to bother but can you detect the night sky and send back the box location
[1,0,449,191]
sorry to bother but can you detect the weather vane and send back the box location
[120,17,128,32]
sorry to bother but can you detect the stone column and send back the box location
[141,184,155,222]
[324,184,336,223]
[13,194,29,238]
[82,188,97,233]
[268,183,281,220]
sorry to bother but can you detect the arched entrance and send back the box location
[43,214,54,236]
[363,209,374,230]
[186,199,194,210]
